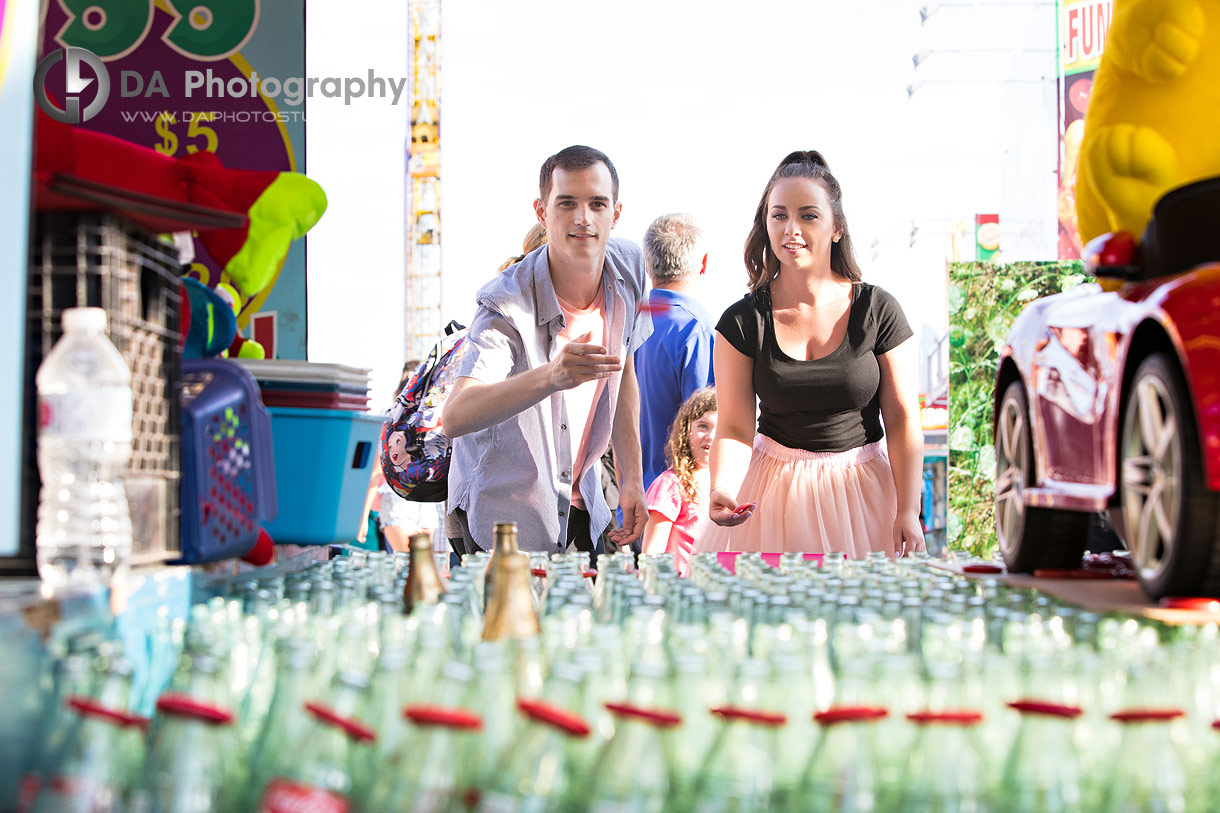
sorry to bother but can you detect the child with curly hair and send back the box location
[641,388,717,574]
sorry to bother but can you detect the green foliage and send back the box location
[947,261,1089,558]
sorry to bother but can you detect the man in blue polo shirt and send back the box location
[635,213,716,494]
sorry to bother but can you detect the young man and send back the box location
[443,146,651,554]
[635,213,716,493]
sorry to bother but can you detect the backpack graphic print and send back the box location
[381,321,468,502]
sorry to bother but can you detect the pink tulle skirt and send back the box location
[694,435,898,558]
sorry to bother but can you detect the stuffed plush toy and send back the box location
[1075,0,1220,285]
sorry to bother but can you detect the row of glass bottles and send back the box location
[23,533,1220,812]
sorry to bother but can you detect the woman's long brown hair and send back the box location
[743,150,863,294]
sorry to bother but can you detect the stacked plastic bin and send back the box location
[235,360,381,545]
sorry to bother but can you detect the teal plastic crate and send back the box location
[264,408,383,545]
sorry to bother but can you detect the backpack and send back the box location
[381,320,469,502]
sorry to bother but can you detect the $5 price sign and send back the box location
[153,112,219,157]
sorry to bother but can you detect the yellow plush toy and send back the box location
[1075,0,1220,284]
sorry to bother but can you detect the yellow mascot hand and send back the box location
[1079,122,1181,243]
[1107,0,1204,82]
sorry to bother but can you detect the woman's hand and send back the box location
[709,487,755,527]
[893,511,925,557]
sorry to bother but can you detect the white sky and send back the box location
[308,0,1060,402]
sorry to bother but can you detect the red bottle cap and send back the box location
[1110,708,1184,723]
[711,706,787,726]
[814,706,890,725]
[67,696,149,729]
[155,693,234,725]
[403,704,484,731]
[1159,597,1220,612]
[1033,568,1113,579]
[961,563,1004,574]
[517,698,591,738]
[604,702,683,727]
[305,701,377,742]
[906,709,984,725]
[1007,700,1084,718]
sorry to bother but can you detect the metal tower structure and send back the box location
[406,0,442,362]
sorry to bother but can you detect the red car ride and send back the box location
[993,178,1220,599]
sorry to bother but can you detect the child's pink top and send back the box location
[645,469,705,575]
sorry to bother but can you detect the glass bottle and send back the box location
[20,651,96,809]
[894,707,989,811]
[455,641,518,804]
[994,701,1085,813]
[246,637,317,805]
[990,632,1087,813]
[377,661,482,812]
[686,659,784,812]
[475,660,593,812]
[484,522,521,611]
[482,537,542,642]
[768,646,819,808]
[352,640,410,806]
[585,659,681,813]
[666,650,719,806]
[254,669,375,812]
[405,531,448,613]
[792,614,890,813]
[126,670,241,812]
[31,696,146,813]
[1097,709,1190,813]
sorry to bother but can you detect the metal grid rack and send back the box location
[18,212,183,572]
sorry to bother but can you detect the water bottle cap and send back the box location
[62,307,108,332]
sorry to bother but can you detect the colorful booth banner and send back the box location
[1057,0,1113,260]
[38,0,307,359]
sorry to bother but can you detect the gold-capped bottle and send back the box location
[481,523,541,641]
[484,521,521,610]
[403,532,446,613]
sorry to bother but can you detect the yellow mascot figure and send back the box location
[1075,0,1220,289]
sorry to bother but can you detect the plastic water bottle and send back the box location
[35,307,133,588]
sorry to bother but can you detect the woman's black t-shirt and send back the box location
[716,282,913,453]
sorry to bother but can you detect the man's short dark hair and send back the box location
[539,145,619,204]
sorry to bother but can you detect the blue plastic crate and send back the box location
[264,407,384,545]
[178,359,277,564]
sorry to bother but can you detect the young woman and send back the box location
[696,151,925,558]
[641,388,717,574]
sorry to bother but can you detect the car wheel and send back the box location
[994,380,1090,571]
[1119,353,1220,598]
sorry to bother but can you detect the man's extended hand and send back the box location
[608,480,647,547]
[548,331,622,391]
